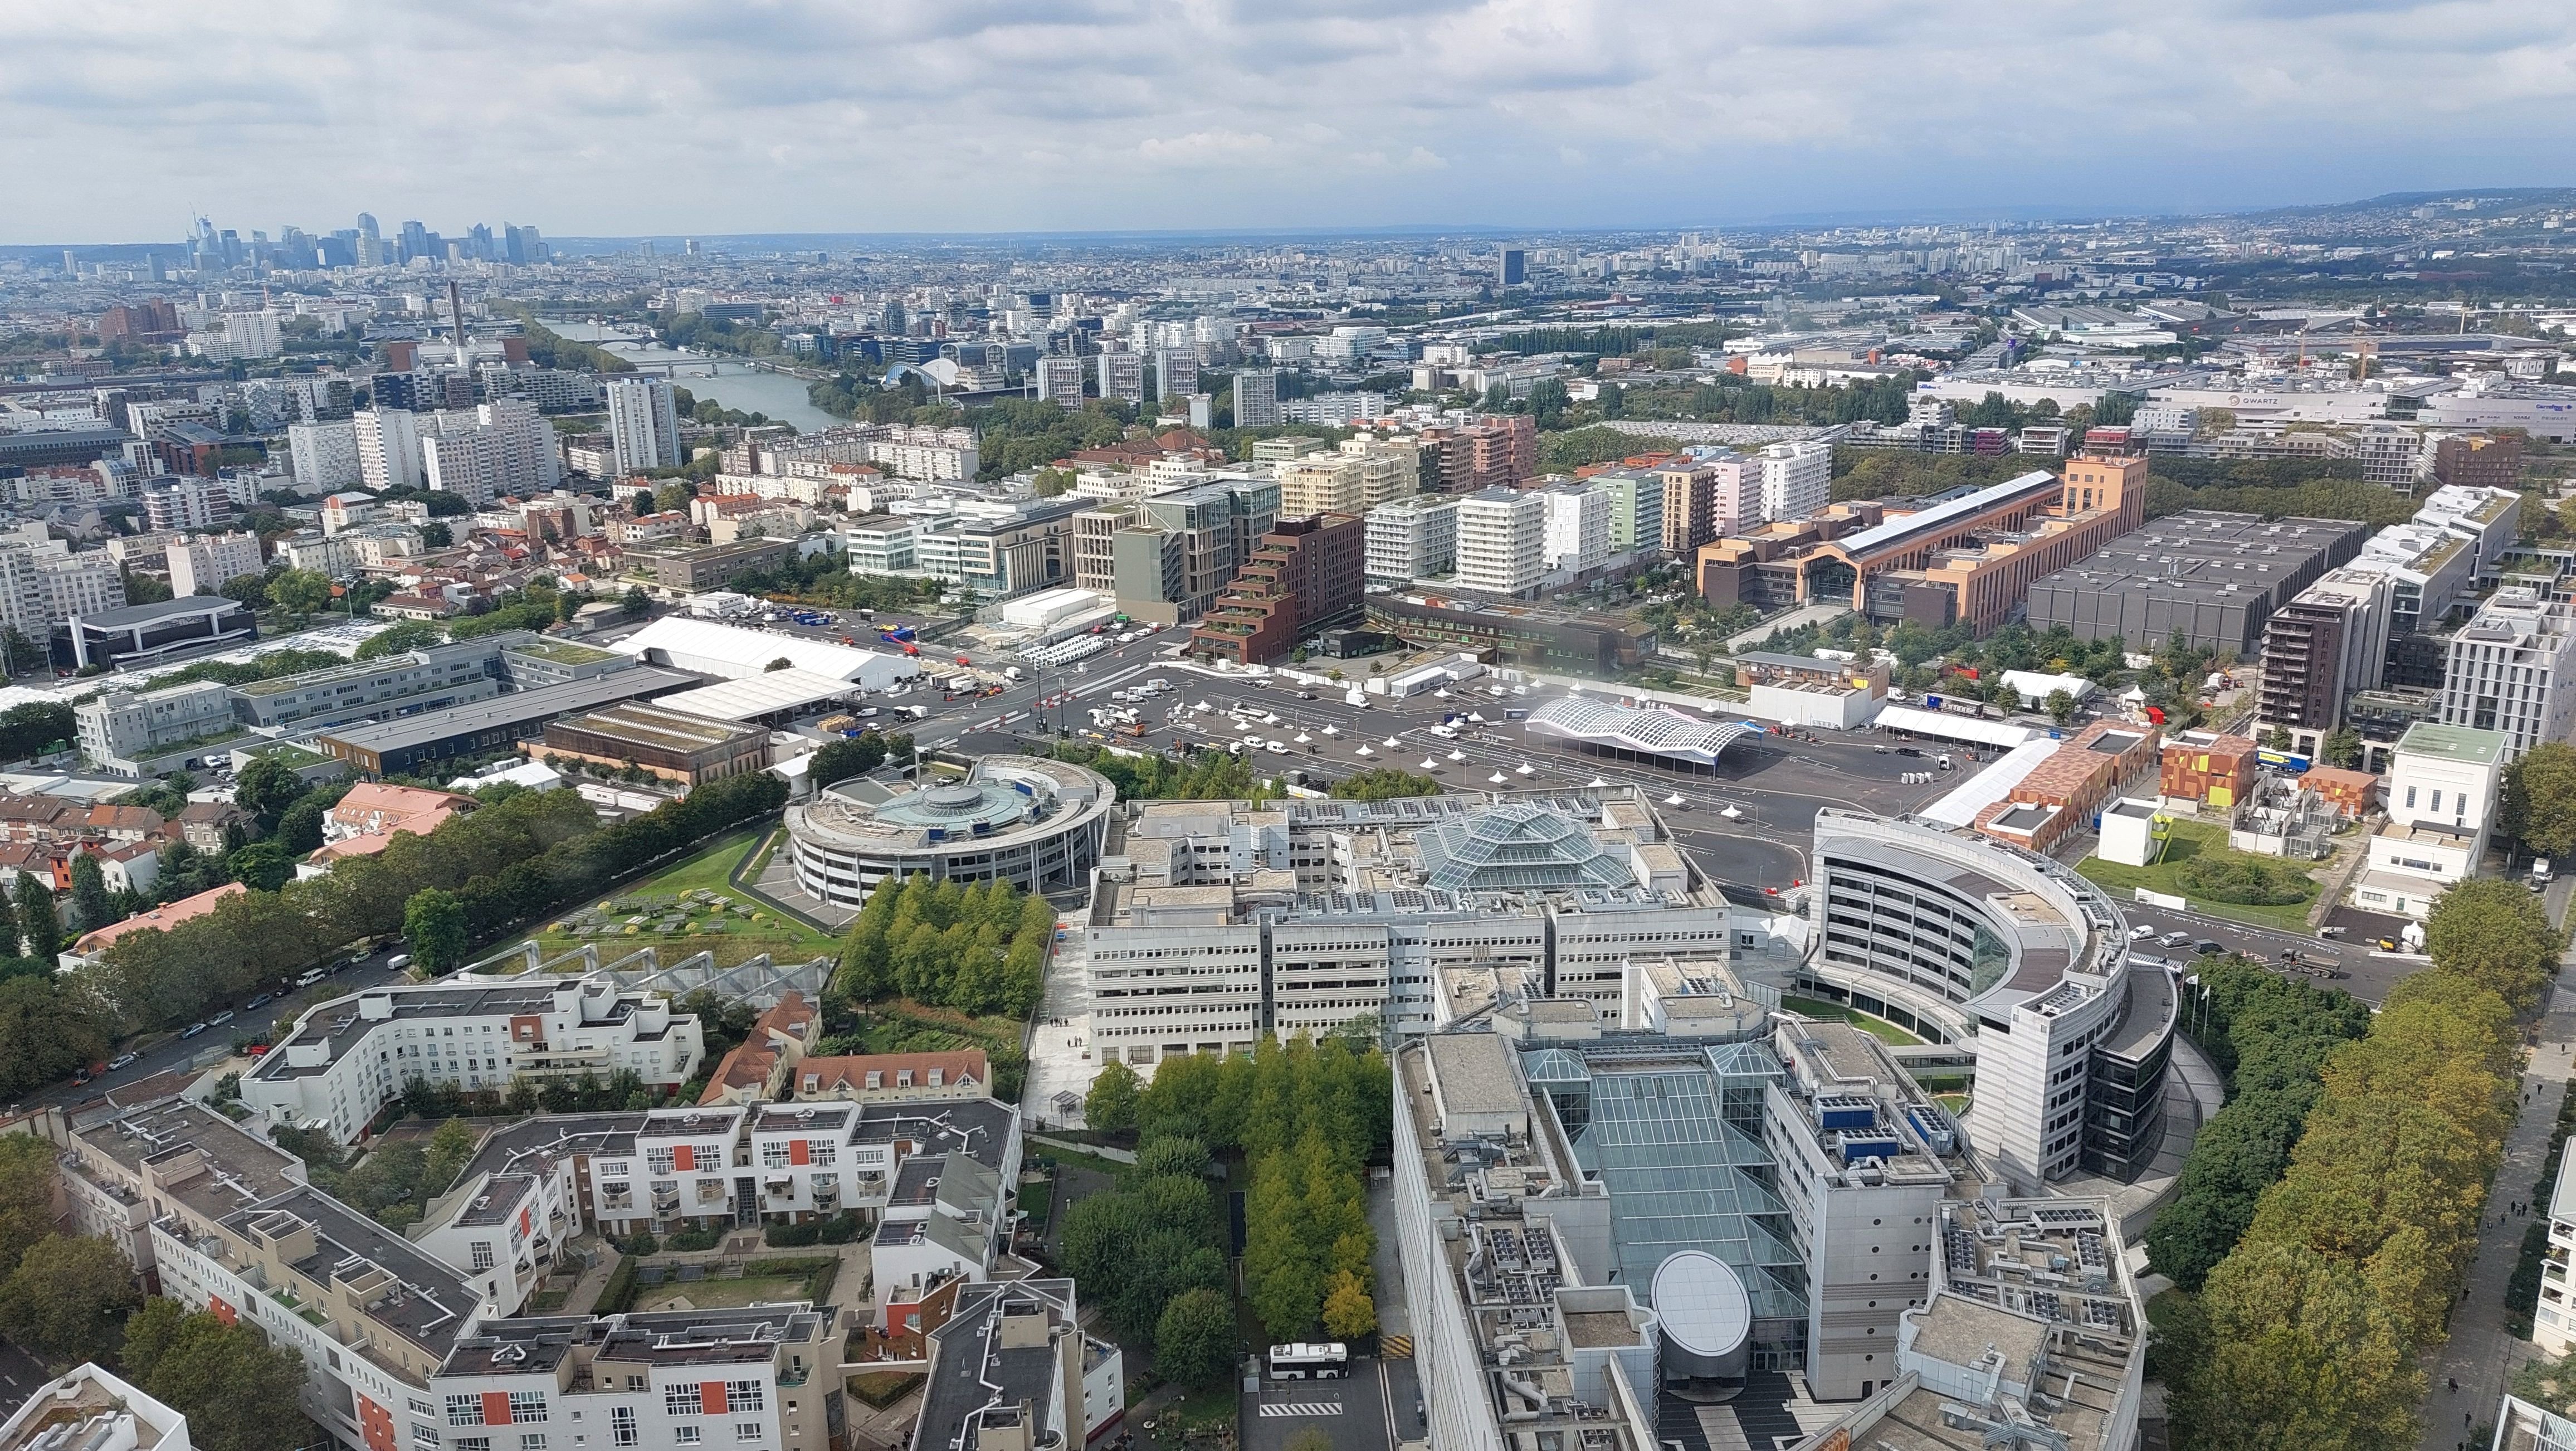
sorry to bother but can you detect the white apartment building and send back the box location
[357,407,424,491]
[2440,586,2576,760]
[0,1365,194,1451]
[425,427,508,507]
[1759,440,1831,521]
[1034,356,1086,406]
[75,679,235,767]
[0,539,123,639]
[2536,1149,2576,1356]
[1232,368,1280,427]
[1453,485,1546,595]
[476,396,564,493]
[2356,422,2429,488]
[240,975,708,1142]
[1540,482,1610,572]
[289,418,364,489]
[1276,454,1368,518]
[1098,349,1145,405]
[142,477,236,533]
[167,530,263,598]
[1365,495,1457,583]
[1706,452,1760,535]
[605,378,682,476]
[2351,721,2509,920]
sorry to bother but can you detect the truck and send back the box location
[1003,666,1024,681]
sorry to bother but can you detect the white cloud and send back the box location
[2,0,2574,241]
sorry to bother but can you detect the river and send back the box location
[539,318,843,432]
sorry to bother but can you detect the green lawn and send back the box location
[640,1275,809,1311]
[2075,816,2321,933]
[1782,995,1925,1046]
[509,828,838,968]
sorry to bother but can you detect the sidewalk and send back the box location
[2418,971,2576,1451]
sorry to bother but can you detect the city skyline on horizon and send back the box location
[7,1,2576,246]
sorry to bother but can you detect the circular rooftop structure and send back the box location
[1652,1250,1752,1360]
[785,754,1114,905]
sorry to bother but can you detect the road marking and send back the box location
[1257,1403,1343,1418]
[1378,1335,1412,1358]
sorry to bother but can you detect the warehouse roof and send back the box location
[653,669,856,723]
[317,669,696,757]
[611,616,916,683]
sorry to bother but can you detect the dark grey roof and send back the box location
[315,668,697,754]
[75,594,248,629]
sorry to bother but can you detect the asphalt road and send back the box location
[16,948,413,1113]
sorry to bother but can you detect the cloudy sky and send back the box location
[9,0,2576,244]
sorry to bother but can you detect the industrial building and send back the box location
[2024,510,2369,656]
[314,668,696,775]
[610,616,919,687]
[536,701,772,788]
[1694,457,2145,632]
[784,754,1114,904]
[1364,593,1655,674]
[66,594,256,669]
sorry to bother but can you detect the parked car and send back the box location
[2194,939,2224,955]
[2129,924,2154,941]
[243,992,274,1010]
[207,1009,235,1025]
[108,1053,138,1071]
[2159,931,2190,947]
[180,1022,208,1039]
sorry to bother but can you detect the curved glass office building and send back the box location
[786,754,1114,902]
[1804,810,2174,1190]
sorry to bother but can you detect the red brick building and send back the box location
[1188,513,1366,664]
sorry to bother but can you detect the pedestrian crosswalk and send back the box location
[1379,1335,1413,1359]
[1257,1403,1344,1419]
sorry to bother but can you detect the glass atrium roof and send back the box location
[1534,1046,1808,1322]
[1418,804,1635,894]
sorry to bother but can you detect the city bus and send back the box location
[1267,1343,1350,1380]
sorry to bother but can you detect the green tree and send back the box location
[120,1295,188,1380]
[1320,1270,1377,1340]
[765,657,794,672]
[1328,770,1441,801]
[403,888,469,975]
[2424,876,2563,1014]
[2044,689,2077,726]
[2320,727,2364,770]
[0,1234,141,1367]
[354,621,445,660]
[67,853,111,933]
[623,585,652,617]
[420,1117,479,1199]
[13,875,58,960]
[226,839,295,892]
[233,754,308,830]
[2500,741,2576,858]
[130,1306,313,1451]
[1085,1060,1141,1133]
[1154,1287,1237,1387]
[0,1133,61,1278]
[268,568,336,619]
